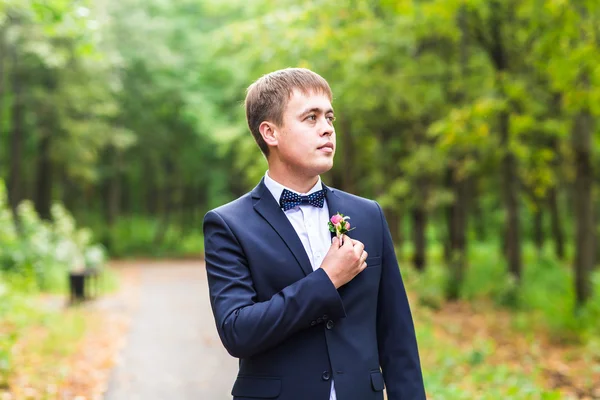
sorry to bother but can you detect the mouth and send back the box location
[318,143,335,153]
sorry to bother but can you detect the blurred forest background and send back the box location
[1,0,600,398]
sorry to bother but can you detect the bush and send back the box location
[0,179,107,292]
[84,214,204,258]
[401,239,600,342]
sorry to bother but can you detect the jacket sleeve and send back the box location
[374,201,427,399]
[203,209,346,359]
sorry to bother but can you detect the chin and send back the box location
[314,162,333,175]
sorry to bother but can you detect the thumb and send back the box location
[331,236,338,246]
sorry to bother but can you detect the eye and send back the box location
[327,115,336,122]
[306,114,317,121]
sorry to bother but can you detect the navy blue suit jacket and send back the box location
[203,179,426,400]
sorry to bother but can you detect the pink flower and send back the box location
[330,214,343,225]
[328,212,356,238]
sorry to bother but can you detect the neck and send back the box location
[267,164,319,194]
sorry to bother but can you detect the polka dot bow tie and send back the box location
[279,188,326,211]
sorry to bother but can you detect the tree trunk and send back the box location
[532,205,543,253]
[470,177,487,242]
[411,178,427,271]
[397,209,404,252]
[62,171,79,216]
[106,150,121,228]
[445,164,469,300]
[411,207,426,271]
[153,188,171,247]
[34,131,53,220]
[483,0,522,280]
[383,207,404,253]
[383,207,397,243]
[120,174,131,214]
[33,65,59,220]
[396,209,404,255]
[444,169,452,264]
[572,110,595,306]
[102,147,121,251]
[444,4,470,300]
[499,109,522,280]
[153,160,174,247]
[180,185,190,232]
[547,187,565,260]
[144,159,158,214]
[7,48,25,230]
[182,184,200,234]
[0,25,6,156]
[376,126,406,254]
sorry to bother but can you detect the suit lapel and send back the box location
[252,179,313,276]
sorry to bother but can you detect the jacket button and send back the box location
[326,320,334,330]
[310,321,316,326]
[322,371,330,381]
[316,317,322,324]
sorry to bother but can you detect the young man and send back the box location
[203,68,426,400]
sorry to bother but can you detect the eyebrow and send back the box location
[299,107,335,117]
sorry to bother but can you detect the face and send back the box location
[264,89,336,179]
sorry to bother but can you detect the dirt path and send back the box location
[104,260,237,400]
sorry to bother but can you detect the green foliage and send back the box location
[0,0,598,394]
[405,241,600,342]
[0,179,107,291]
[0,176,108,387]
[401,261,448,310]
[86,214,204,259]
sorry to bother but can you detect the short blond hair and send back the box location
[245,68,333,157]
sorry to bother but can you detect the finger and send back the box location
[360,261,368,271]
[342,234,353,248]
[359,251,368,263]
[350,238,363,246]
[353,241,365,258]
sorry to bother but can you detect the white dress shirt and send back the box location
[263,170,337,400]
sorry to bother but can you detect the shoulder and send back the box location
[204,192,254,223]
[326,186,384,220]
[328,186,381,209]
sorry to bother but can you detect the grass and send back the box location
[0,285,83,394]
[398,239,600,398]
[417,325,564,399]
[0,266,120,398]
[400,240,600,343]
[412,296,574,398]
[7,308,88,399]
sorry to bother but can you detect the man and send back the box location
[203,68,426,400]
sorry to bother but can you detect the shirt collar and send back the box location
[264,170,323,207]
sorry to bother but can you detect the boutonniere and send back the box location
[328,212,355,239]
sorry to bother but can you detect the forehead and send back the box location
[284,89,333,114]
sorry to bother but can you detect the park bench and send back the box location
[69,265,101,303]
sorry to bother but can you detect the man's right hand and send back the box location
[321,235,368,289]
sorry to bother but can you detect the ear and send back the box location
[259,121,280,148]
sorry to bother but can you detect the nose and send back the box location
[320,116,334,136]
